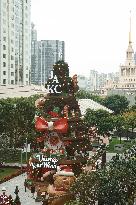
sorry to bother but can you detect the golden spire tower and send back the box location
[119,10,136,90]
[129,10,132,45]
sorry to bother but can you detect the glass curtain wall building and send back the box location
[31,40,65,85]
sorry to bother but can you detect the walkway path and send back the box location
[106,152,116,162]
[0,173,42,205]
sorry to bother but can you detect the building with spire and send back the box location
[119,13,136,89]
[103,12,136,105]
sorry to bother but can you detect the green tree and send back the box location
[123,111,136,133]
[0,95,38,148]
[130,104,136,112]
[113,114,126,142]
[103,95,129,114]
[84,109,114,135]
[75,90,103,103]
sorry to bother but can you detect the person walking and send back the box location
[31,183,35,199]
[14,186,19,195]
[14,186,21,205]
[24,179,27,192]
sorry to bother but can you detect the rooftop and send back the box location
[78,99,113,114]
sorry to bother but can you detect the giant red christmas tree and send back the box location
[27,61,94,203]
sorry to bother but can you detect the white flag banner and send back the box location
[23,143,31,153]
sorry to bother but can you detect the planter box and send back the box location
[114,144,124,151]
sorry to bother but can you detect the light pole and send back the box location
[21,149,23,171]
[26,137,28,162]
[41,41,42,86]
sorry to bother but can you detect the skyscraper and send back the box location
[89,70,98,91]
[31,39,65,85]
[0,0,31,86]
[31,23,38,85]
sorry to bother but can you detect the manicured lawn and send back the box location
[107,138,120,153]
[0,167,19,180]
[107,137,136,153]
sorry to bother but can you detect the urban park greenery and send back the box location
[69,146,136,205]
[102,95,129,114]
[75,90,103,104]
[84,109,114,135]
[0,88,135,162]
[0,95,39,148]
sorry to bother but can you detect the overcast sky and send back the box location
[31,0,136,77]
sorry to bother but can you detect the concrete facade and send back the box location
[0,0,31,86]
[0,85,47,99]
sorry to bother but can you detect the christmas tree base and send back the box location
[48,193,74,205]
[35,196,43,202]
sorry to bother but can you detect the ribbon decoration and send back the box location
[35,117,68,133]
[36,136,45,143]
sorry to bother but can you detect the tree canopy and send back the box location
[0,95,39,148]
[75,90,103,103]
[123,111,136,132]
[102,95,129,114]
[84,109,114,135]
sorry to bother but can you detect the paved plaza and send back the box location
[106,152,116,162]
[0,173,42,205]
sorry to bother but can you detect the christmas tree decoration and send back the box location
[27,60,101,204]
[35,116,68,133]
[8,195,14,205]
[35,97,46,108]
[36,136,45,143]
[0,188,14,205]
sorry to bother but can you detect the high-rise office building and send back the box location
[88,70,119,91]
[0,0,31,85]
[31,23,38,85]
[31,40,65,85]
[97,73,107,89]
[89,70,98,91]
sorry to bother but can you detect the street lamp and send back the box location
[26,137,27,162]
[21,149,23,171]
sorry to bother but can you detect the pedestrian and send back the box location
[31,183,35,199]
[24,179,27,192]
[42,191,49,205]
[14,186,19,195]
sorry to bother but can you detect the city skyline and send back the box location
[31,0,136,77]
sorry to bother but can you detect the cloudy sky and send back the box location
[31,0,136,76]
